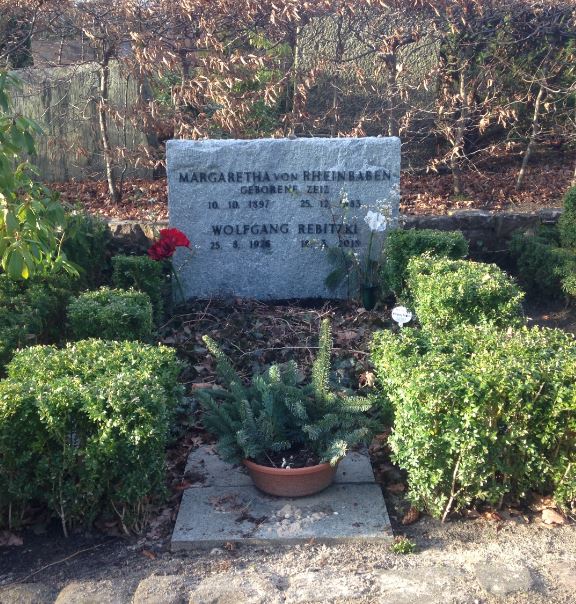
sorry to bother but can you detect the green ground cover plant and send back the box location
[371,325,576,519]
[199,319,373,466]
[67,287,153,341]
[0,339,182,534]
[407,256,524,330]
[112,255,165,323]
[381,229,468,298]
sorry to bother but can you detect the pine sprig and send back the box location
[198,320,373,465]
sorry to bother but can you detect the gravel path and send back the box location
[1,516,574,603]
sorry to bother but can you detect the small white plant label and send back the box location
[391,306,413,327]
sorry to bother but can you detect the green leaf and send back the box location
[6,249,25,279]
[5,211,19,235]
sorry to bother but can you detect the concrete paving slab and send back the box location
[184,446,374,488]
[335,451,375,483]
[171,483,391,550]
[184,445,252,488]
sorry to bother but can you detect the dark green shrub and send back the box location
[0,273,77,369]
[558,186,576,250]
[63,211,111,288]
[509,229,576,299]
[407,256,524,330]
[371,325,576,518]
[112,255,164,323]
[381,229,468,297]
[0,339,183,533]
[67,287,153,341]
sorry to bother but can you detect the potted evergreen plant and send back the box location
[198,320,372,497]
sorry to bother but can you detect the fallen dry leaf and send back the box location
[542,508,566,525]
[401,507,420,525]
[190,382,215,390]
[142,549,157,560]
[483,511,504,522]
[386,483,406,494]
[358,371,376,388]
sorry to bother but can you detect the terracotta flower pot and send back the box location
[243,458,337,497]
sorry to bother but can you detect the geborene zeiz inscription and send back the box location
[167,137,400,300]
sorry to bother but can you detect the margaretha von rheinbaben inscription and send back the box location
[167,137,400,300]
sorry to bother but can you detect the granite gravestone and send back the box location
[167,137,400,300]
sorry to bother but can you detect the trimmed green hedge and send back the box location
[63,211,111,288]
[0,339,183,533]
[0,273,77,370]
[510,227,576,299]
[381,229,468,297]
[407,256,524,329]
[371,325,576,518]
[112,255,164,323]
[558,186,576,250]
[67,287,153,341]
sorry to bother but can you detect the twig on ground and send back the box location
[0,542,112,589]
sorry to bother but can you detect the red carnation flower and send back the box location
[159,228,190,248]
[148,228,190,261]
[148,239,176,260]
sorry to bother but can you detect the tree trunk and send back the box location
[573,107,576,187]
[330,15,345,137]
[98,57,121,203]
[451,69,468,197]
[289,26,301,136]
[386,56,400,138]
[516,85,545,190]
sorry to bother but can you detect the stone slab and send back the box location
[167,137,400,300]
[473,562,535,596]
[171,483,391,550]
[184,446,375,488]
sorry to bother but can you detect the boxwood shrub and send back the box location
[558,186,576,250]
[0,339,183,533]
[63,211,111,288]
[67,287,153,341]
[381,228,468,297]
[112,255,164,323]
[371,325,576,518]
[509,228,576,300]
[407,256,524,329]
[0,273,77,370]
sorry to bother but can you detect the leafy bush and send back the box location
[67,287,153,341]
[371,325,576,518]
[558,186,576,250]
[63,211,111,288]
[0,339,183,533]
[0,273,77,369]
[199,319,372,466]
[509,228,576,299]
[112,255,164,323]
[381,229,468,297]
[407,256,524,330]
[0,72,75,279]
